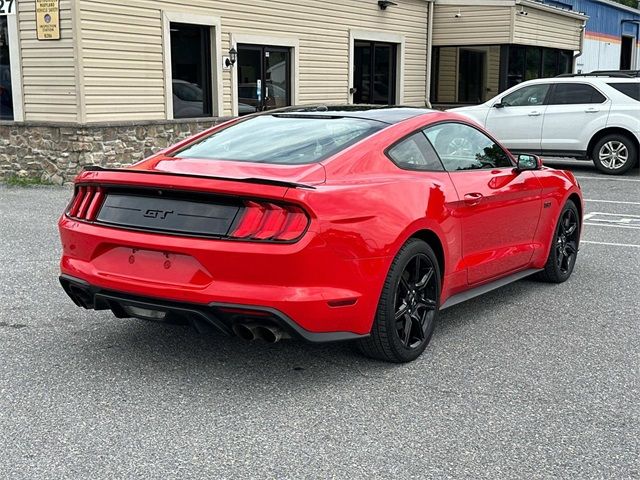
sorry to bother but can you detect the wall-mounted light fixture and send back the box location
[518,6,528,15]
[225,47,237,67]
[378,1,397,10]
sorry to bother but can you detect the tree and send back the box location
[610,0,639,8]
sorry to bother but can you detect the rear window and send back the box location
[175,114,385,164]
[607,82,640,101]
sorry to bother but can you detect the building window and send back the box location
[170,23,212,119]
[506,46,572,89]
[353,40,397,105]
[458,49,485,104]
[0,16,13,121]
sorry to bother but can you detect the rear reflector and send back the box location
[67,185,105,222]
[229,200,310,242]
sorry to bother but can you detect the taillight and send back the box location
[67,185,105,222]
[229,200,310,242]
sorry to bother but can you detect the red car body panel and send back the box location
[58,110,583,338]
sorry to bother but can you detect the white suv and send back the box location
[450,76,640,175]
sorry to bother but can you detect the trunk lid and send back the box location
[128,155,327,186]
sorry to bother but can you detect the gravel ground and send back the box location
[1,162,638,479]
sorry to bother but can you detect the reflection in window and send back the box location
[502,84,550,107]
[507,46,573,88]
[0,16,14,121]
[387,132,443,171]
[170,23,212,119]
[425,123,512,171]
[176,115,384,165]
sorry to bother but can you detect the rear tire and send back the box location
[536,200,580,283]
[357,239,441,363]
[591,134,638,175]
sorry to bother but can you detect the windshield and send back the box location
[175,114,386,164]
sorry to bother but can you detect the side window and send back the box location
[501,84,550,107]
[548,83,606,105]
[424,123,512,172]
[387,132,444,171]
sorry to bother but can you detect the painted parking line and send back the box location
[575,175,640,183]
[585,199,640,206]
[584,223,640,230]
[583,211,640,230]
[581,240,640,249]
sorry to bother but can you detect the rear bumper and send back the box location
[59,216,389,336]
[60,275,367,343]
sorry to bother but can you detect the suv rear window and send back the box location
[607,82,640,101]
[549,83,606,105]
[175,114,385,164]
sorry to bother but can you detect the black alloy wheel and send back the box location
[537,200,580,283]
[357,239,441,363]
[394,253,438,349]
[556,207,579,275]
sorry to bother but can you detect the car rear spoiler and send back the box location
[82,166,316,189]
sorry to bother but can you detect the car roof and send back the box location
[517,77,640,85]
[267,105,437,124]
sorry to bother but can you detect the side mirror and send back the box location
[493,102,505,109]
[516,154,542,171]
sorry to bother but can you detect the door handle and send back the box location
[528,111,541,117]
[464,193,483,206]
[585,108,599,113]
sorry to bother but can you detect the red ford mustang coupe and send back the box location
[59,106,583,362]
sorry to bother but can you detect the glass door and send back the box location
[237,45,291,115]
[353,41,397,105]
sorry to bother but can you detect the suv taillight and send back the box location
[229,201,310,242]
[67,185,105,221]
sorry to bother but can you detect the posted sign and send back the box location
[0,0,17,16]
[36,0,59,40]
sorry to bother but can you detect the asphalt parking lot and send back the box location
[1,162,638,479]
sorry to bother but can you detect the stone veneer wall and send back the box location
[0,118,232,185]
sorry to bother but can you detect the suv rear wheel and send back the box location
[591,134,638,175]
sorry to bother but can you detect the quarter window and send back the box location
[501,84,550,107]
[387,132,444,171]
[548,83,606,105]
[607,83,640,102]
[424,123,512,172]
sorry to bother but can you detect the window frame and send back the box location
[162,11,223,120]
[421,120,516,173]
[547,82,608,106]
[0,12,23,122]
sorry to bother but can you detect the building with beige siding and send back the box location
[0,0,586,182]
